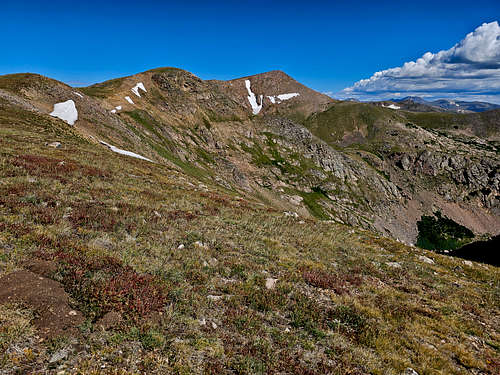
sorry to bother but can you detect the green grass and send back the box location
[404,111,461,129]
[304,102,401,145]
[297,188,331,220]
[79,77,126,98]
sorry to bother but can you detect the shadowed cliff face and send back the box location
[0,68,498,243]
[449,235,500,266]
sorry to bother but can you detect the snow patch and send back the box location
[115,106,122,110]
[73,92,83,98]
[111,109,117,114]
[382,104,401,110]
[125,96,134,104]
[50,100,78,125]
[245,80,263,115]
[267,93,300,104]
[131,82,147,97]
[277,93,299,101]
[99,141,152,162]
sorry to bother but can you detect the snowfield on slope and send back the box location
[245,80,300,113]
[245,80,263,115]
[131,82,147,97]
[50,100,78,125]
[99,141,153,162]
[382,104,401,110]
[125,96,134,104]
[267,93,300,104]
[277,93,300,101]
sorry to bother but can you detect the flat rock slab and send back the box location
[0,270,84,338]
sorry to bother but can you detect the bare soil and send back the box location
[0,270,84,338]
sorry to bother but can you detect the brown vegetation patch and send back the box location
[302,267,362,294]
[30,206,59,225]
[35,250,168,321]
[0,270,84,338]
[0,222,32,237]
[10,154,110,181]
[200,191,232,207]
[68,201,141,232]
[165,210,198,221]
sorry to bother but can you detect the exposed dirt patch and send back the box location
[0,270,84,338]
[24,258,57,277]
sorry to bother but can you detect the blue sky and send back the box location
[1,1,499,102]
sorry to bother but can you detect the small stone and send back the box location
[207,295,223,302]
[125,233,136,243]
[265,278,278,290]
[63,207,72,219]
[154,211,161,218]
[399,155,412,171]
[199,318,206,326]
[208,258,218,267]
[90,236,114,250]
[49,348,69,363]
[418,255,434,264]
[211,322,217,329]
[48,142,62,149]
[402,368,419,375]
[289,195,303,205]
[177,244,185,250]
[194,241,207,248]
[386,262,402,269]
[68,310,78,316]
[463,260,473,267]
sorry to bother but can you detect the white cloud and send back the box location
[341,21,500,104]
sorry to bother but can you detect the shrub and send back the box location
[302,267,362,294]
[35,250,167,321]
[10,154,110,181]
[416,211,474,251]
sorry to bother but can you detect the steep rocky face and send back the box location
[0,68,498,245]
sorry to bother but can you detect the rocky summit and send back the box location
[0,68,499,374]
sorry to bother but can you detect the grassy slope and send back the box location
[303,103,401,145]
[303,102,500,147]
[405,110,500,139]
[0,106,499,374]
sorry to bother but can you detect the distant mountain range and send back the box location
[389,96,500,113]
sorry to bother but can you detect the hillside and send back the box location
[0,68,499,374]
[2,69,498,245]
